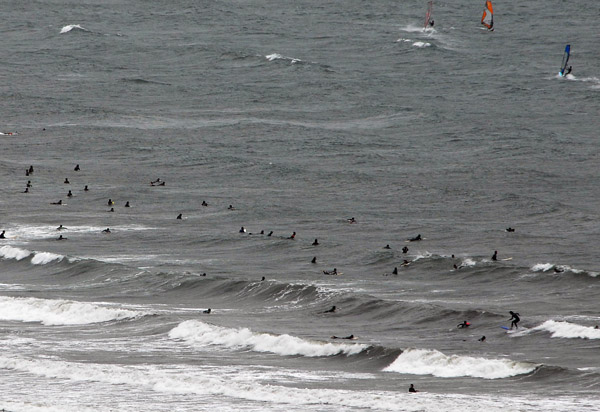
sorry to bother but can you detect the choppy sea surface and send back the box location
[1,0,599,411]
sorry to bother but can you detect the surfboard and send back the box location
[559,44,570,77]
[501,257,513,261]
[500,326,510,330]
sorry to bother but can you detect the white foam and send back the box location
[533,320,600,340]
[265,53,302,64]
[412,41,431,48]
[531,263,554,272]
[169,320,367,357]
[0,245,32,261]
[0,296,146,325]
[0,354,591,412]
[31,251,64,265]
[60,24,88,34]
[383,348,537,379]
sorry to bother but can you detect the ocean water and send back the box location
[1,0,600,411]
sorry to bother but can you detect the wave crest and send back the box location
[0,296,147,325]
[169,320,367,357]
[533,320,600,340]
[383,348,537,379]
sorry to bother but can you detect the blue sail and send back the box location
[559,45,571,76]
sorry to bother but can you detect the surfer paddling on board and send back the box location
[509,311,520,329]
[331,334,355,340]
[408,234,422,242]
[457,320,470,328]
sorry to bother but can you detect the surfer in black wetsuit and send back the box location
[312,239,319,246]
[384,244,391,249]
[57,225,66,230]
[506,227,515,232]
[509,311,520,329]
[402,246,409,253]
[0,230,5,239]
[27,180,32,188]
[323,306,336,313]
[267,231,273,236]
[479,336,486,342]
[102,228,111,233]
[408,234,421,242]
[51,200,62,205]
[323,268,338,275]
[429,20,434,27]
[491,251,498,261]
[64,178,70,184]
[203,308,211,314]
[239,226,246,233]
[311,257,317,264]
[67,190,72,197]
[176,213,182,219]
[564,66,572,76]
[331,334,354,340]
[457,321,470,328]
[84,185,89,191]
[409,384,418,393]
[392,267,398,275]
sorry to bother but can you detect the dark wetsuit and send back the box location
[509,311,520,329]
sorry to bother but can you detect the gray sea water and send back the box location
[1,0,600,411]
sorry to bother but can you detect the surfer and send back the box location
[331,334,354,340]
[429,19,434,27]
[384,244,391,249]
[27,180,32,188]
[267,231,273,236]
[203,308,211,314]
[74,164,80,171]
[312,239,319,246]
[108,207,114,212]
[0,230,5,239]
[67,190,72,197]
[479,336,486,342]
[408,234,422,242]
[23,187,29,193]
[150,178,161,186]
[239,226,246,233]
[401,259,410,266]
[509,311,520,329]
[506,227,515,232]
[409,384,418,393]
[57,225,66,230]
[311,257,317,264]
[565,66,572,76]
[28,165,34,174]
[84,185,89,191]
[289,231,296,239]
[228,204,234,210]
[102,228,111,233]
[176,213,182,219]
[457,321,470,328]
[347,217,356,223]
[107,199,114,206]
[202,201,208,206]
[323,306,336,313]
[261,276,265,281]
[124,201,130,207]
[51,200,62,205]
[554,266,564,273]
[491,251,498,261]
[323,268,338,275]
[402,246,409,253]
[64,178,70,184]
[57,235,67,240]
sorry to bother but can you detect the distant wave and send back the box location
[533,320,600,340]
[531,263,598,277]
[396,38,431,48]
[265,53,302,64]
[59,24,90,34]
[0,245,63,265]
[169,320,367,357]
[383,348,538,379]
[0,296,147,325]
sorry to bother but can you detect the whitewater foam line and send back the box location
[531,263,599,278]
[169,320,367,357]
[0,296,148,325]
[533,320,600,340]
[265,53,302,64]
[0,355,591,412]
[383,348,538,379]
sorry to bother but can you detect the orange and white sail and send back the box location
[481,0,494,30]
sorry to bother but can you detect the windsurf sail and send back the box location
[481,0,494,30]
[424,1,433,29]
[559,44,571,76]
